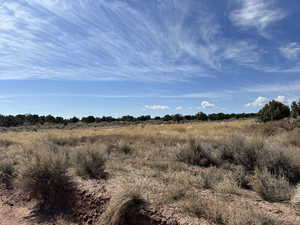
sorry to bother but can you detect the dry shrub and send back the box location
[259,146,300,185]
[47,135,80,147]
[101,185,146,225]
[252,169,293,202]
[17,146,75,210]
[183,136,300,185]
[118,142,134,155]
[282,128,300,148]
[198,167,240,194]
[0,159,15,189]
[74,145,107,179]
[164,183,187,202]
[224,136,264,171]
[185,194,281,225]
[0,139,15,148]
[176,140,222,167]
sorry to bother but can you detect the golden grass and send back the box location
[1,119,299,223]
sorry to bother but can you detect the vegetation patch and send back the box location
[74,145,107,179]
[17,147,75,211]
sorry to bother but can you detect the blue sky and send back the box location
[0,0,299,117]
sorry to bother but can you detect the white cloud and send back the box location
[201,101,215,109]
[175,106,183,110]
[279,43,300,60]
[230,0,285,31]
[145,105,170,110]
[246,96,269,107]
[274,95,286,103]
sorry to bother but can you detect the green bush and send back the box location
[258,100,290,122]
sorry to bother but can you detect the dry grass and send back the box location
[185,194,281,225]
[1,119,300,224]
[252,169,293,202]
[73,144,107,179]
[16,144,75,210]
[100,184,146,225]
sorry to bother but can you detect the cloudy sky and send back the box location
[0,0,299,117]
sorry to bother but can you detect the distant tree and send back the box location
[81,116,96,123]
[291,99,300,118]
[15,114,26,126]
[258,100,290,122]
[121,115,135,122]
[184,115,194,120]
[163,114,172,121]
[55,117,65,124]
[195,112,208,121]
[25,114,40,125]
[70,117,79,123]
[45,115,56,123]
[137,115,151,121]
[172,114,183,123]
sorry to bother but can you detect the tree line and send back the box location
[0,112,257,128]
[0,98,298,128]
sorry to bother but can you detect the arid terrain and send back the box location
[1,119,300,225]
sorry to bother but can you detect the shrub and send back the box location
[17,149,74,210]
[176,140,221,167]
[0,160,15,189]
[258,100,290,122]
[117,141,134,155]
[224,137,264,172]
[198,167,240,194]
[185,194,280,225]
[101,185,146,225]
[260,147,300,185]
[252,169,293,202]
[74,145,106,179]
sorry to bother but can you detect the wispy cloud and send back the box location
[279,43,300,60]
[0,0,297,83]
[230,0,286,32]
[145,105,170,110]
[175,106,183,110]
[0,0,223,81]
[242,80,300,93]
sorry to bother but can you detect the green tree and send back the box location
[258,100,290,122]
[291,99,300,118]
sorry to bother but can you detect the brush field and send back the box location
[1,119,300,225]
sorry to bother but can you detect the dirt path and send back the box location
[0,201,32,225]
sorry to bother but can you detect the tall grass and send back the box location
[17,145,75,210]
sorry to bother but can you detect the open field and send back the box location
[1,119,300,225]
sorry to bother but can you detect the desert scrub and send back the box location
[74,145,106,179]
[185,194,281,225]
[0,159,15,189]
[115,139,135,156]
[17,148,74,210]
[176,139,222,167]
[198,167,240,194]
[101,185,146,225]
[252,169,293,202]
